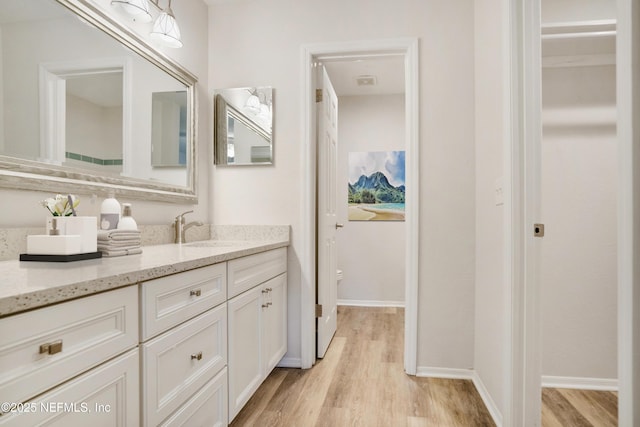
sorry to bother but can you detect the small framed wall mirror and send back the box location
[214,87,273,165]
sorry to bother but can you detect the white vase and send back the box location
[46,216,98,253]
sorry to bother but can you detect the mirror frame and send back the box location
[214,88,273,166]
[0,0,198,203]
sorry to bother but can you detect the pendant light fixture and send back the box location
[150,0,183,48]
[110,0,153,23]
[111,0,183,48]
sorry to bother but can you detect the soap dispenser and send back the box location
[100,193,121,230]
[117,203,138,230]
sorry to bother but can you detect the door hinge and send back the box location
[316,89,323,103]
[315,304,323,317]
[534,223,545,237]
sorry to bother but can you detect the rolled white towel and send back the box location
[100,247,143,257]
[97,229,141,242]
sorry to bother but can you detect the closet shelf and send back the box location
[542,19,616,68]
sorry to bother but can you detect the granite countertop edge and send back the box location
[0,239,289,318]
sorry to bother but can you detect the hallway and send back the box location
[230,306,495,426]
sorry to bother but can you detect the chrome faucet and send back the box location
[174,210,204,244]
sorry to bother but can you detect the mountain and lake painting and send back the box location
[348,151,405,221]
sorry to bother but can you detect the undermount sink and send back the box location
[183,240,238,248]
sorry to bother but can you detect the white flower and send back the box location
[40,194,80,216]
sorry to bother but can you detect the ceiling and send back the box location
[321,55,405,97]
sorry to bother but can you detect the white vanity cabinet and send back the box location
[0,286,139,425]
[1,242,288,427]
[227,249,287,422]
[140,263,228,427]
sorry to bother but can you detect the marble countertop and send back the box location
[0,238,289,317]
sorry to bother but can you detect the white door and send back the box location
[316,65,339,359]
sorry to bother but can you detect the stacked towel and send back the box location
[97,229,142,257]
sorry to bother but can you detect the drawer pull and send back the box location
[190,351,203,361]
[190,289,202,297]
[39,340,63,355]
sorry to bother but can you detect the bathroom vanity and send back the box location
[0,236,288,426]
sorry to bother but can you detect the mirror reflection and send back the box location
[214,87,273,165]
[151,91,188,168]
[0,0,197,201]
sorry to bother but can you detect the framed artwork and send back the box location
[348,150,405,221]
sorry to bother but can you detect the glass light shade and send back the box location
[111,0,152,23]
[245,94,261,114]
[150,8,183,48]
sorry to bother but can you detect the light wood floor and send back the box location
[542,387,618,427]
[230,305,618,426]
[230,306,496,426]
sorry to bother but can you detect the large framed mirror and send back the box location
[0,0,198,202]
[214,87,273,166]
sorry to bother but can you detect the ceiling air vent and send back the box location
[356,75,377,86]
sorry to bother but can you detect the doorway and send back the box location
[300,38,419,373]
[513,0,637,424]
[316,55,408,359]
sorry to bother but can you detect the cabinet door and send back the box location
[227,286,263,422]
[142,304,227,427]
[0,349,139,427]
[263,273,287,374]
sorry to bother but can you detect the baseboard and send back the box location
[471,371,504,427]
[416,366,474,380]
[416,367,502,427]
[337,299,405,308]
[541,375,619,391]
[277,357,302,368]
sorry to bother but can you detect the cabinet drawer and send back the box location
[0,348,139,426]
[141,262,226,340]
[160,368,228,427]
[142,304,227,426]
[0,286,138,409]
[228,248,287,298]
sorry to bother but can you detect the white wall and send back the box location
[540,64,617,381]
[209,0,476,369]
[542,0,616,22]
[336,95,405,305]
[473,0,506,419]
[0,0,211,226]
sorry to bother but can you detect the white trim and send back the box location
[616,0,639,424]
[276,357,302,369]
[300,38,420,374]
[416,366,474,380]
[472,372,504,427]
[337,299,404,308]
[505,0,543,425]
[541,376,619,391]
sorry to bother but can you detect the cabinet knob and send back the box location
[190,289,202,297]
[39,340,63,355]
[266,288,273,292]
[262,304,269,308]
[262,289,269,294]
[191,351,203,361]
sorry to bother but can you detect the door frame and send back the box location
[515,0,639,425]
[300,38,419,373]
